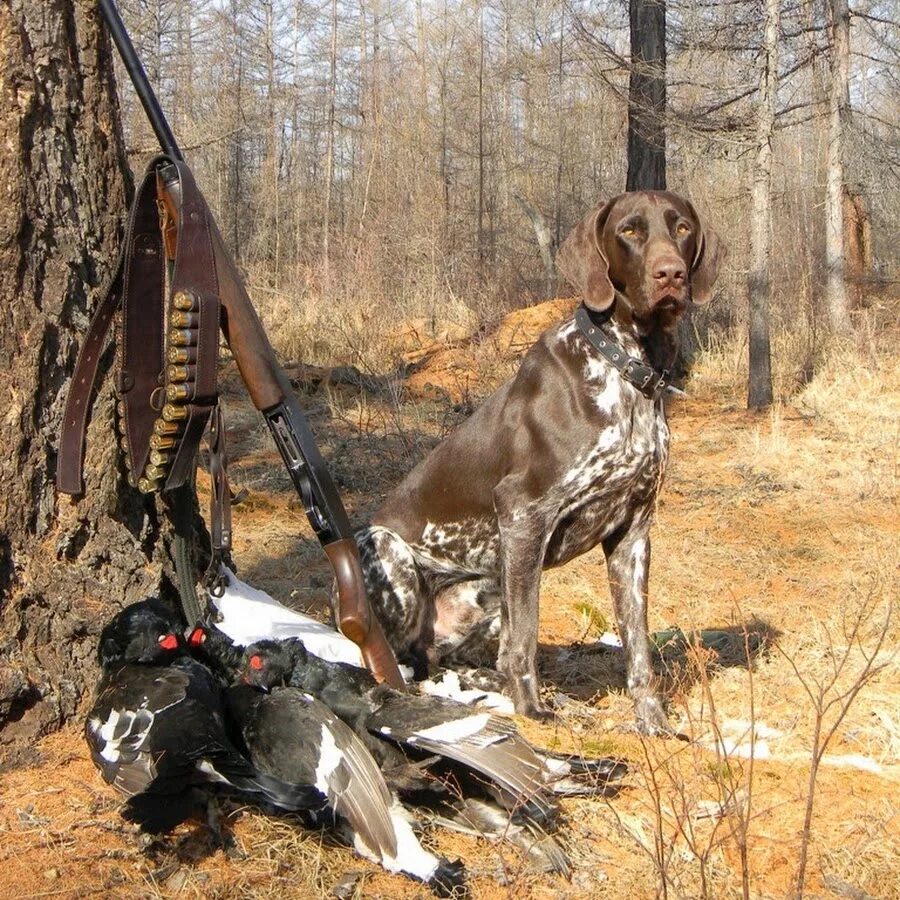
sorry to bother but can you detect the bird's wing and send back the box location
[427,796,571,877]
[535,750,629,796]
[367,693,558,822]
[242,688,398,859]
[85,666,191,795]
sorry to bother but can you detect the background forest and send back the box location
[116,0,898,375]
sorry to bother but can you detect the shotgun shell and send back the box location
[166,364,195,383]
[170,311,198,329]
[138,477,160,494]
[154,418,182,435]
[149,450,172,467]
[150,435,178,450]
[162,403,188,422]
[166,383,194,402]
[144,463,167,481]
[169,328,197,347]
[172,291,197,311]
[167,345,197,365]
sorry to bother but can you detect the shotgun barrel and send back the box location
[97,0,405,690]
[99,0,182,160]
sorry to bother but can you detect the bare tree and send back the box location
[324,0,339,276]
[748,0,779,410]
[824,0,852,332]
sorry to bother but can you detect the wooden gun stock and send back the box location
[325,538,406,689]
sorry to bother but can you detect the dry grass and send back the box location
[3,298,899,899]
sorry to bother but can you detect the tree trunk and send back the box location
[824,0,851,332]
[477,3,486,266]
[747,0,778,410]
[626,0,666,192]
[514,195,555,298]
[323,0,338,279]
[842,186,871,304]
[554,0,565,249]
[0,0,178,767]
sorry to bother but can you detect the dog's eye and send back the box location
[620,226,636,237]
[676,223,691,236]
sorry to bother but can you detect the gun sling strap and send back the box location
[58,155,232,616]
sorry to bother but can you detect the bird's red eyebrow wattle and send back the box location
[158,633,179,650]
[248,654,263,671]
[187,627,206,647]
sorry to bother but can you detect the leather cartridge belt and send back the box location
[58,156,221,496]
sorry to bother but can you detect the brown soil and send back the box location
[2,301,897,899]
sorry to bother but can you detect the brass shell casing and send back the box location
[150,434,177,450]
[162,403,188,421]
[170,311,198,329]
[154,419,182,435]
[169,328,197,347]
[144,463,167,481]
[116,400,127,418]
[166,383,194,402]
[172,291,197,311]
[167,364,195,383]
[167,346,197,365]
[149,450,171,467]
[138,477,159,494]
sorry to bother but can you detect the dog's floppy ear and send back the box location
[556,198,618,312]
[685,201,725,304]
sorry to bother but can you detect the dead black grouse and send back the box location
[186,624,467,894]
[238,636,627,823]
[85,599,324,832]
[191,625,626,874]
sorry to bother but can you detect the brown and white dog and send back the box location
[345,192,723,734]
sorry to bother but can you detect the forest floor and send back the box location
[1,299,898,899]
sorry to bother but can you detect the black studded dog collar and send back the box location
[574,304,672,400]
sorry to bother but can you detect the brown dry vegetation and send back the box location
[1,299,898,900]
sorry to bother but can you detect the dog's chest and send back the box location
[414,325,670,575]
[542,357,669,566]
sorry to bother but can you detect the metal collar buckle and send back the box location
[623,360,667,397]
[650,369,670,399]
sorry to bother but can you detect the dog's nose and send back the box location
[653,260,686,287]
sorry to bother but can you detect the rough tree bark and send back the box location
[0,0,182,767]
[747,0,778,410]
[824,0,851,332]
[626,0,666,192]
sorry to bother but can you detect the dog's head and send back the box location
[556,191,724,327]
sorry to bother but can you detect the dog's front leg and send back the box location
[495,490,552,720]
[603,516,671,735]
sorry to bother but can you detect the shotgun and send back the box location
[96,0,405,690]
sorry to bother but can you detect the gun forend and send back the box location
[325,538,406,690]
